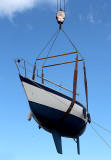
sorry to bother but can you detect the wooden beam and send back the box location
[43,59,84,68]
[36,51,78,61]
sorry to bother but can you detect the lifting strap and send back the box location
[58,54,78,123]
[41,67,44,84]
[83,62,88,114]
[32,62,36,80]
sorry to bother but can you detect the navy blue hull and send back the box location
[29,101,86,138]
[19,75,87,138]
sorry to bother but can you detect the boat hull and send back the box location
[20,75,87,138]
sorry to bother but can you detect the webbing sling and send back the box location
[83,62,88,114]
[57,57,89,124]
[32,62,36,80]
[58,54,78,123]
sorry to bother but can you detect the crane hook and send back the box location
[56,9,66,30]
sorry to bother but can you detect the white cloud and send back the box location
[79,14,83,22]
[87,14,95,24]
[0,0,57,18]
[107,34,111,41]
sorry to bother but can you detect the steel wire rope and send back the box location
[91,124,111,151]
[61,29,84,59]
[64,0,66,11]
[57,0,59,11]
[60,0,61,9]
[92,120,111,135]
[61,29,77,51]
[57,0,65,11]
[36,29,59,60]
[42,29,60,66]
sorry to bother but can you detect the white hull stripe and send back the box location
[20,75,86,120]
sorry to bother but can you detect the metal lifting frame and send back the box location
[36,51,78,61]
[31,52,81,96]
[32,51,84,81]
[36,51,84,68]
[35,51,82,81]
[43,59,84,68]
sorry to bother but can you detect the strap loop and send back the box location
[58,54,78,123]
[32,62,36,80]
[83,62,88,114]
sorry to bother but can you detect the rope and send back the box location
[36,29,59,59]
[57,0,66,11]
[92,120,111,135]
[57,0,59,11]
[42,29,60,66]
[91,124,111,151]
[61,29,85,59]
[64,0,66,11]
[60,0,61,9]
[61,29,78,52]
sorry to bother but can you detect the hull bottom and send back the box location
[29,101,86,138]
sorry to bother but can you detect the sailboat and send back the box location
[15,0,91,155]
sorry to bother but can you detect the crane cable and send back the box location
[41,30,60,82]
[32,29,59,80]
[57,0,66,11]
[64,0,66,11]
[42,29,60,66]
[61,29,78,53]
[92,120,111,135]
[61,28,85,60]
[91,124,111,151]
[36,29,59,60]
[60,0,61,9]
[57,0,58,11]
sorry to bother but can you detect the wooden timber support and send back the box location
[43,59,84,68]
[36,51,78,61]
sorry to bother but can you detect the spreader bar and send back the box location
[43,59,84,68]
[36,51,78,61]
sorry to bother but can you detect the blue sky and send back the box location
[0,0,111,160]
